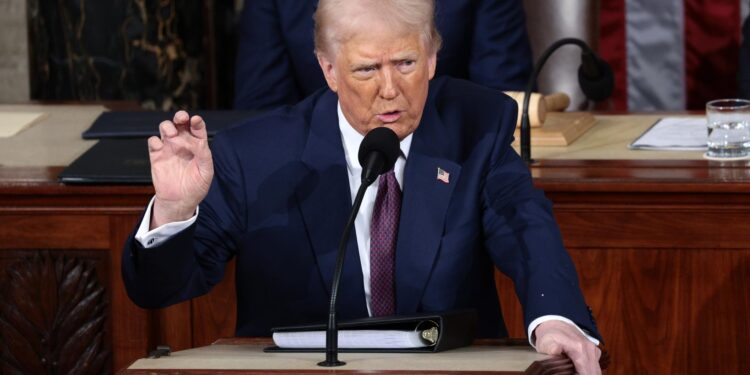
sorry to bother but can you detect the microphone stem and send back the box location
[521,37,591,164]
[319,182,369,367]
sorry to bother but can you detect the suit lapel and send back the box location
[396,99,461,314]
[295,91,368,318]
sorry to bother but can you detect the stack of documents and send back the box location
[273,328,436,349]
[629,117,707,150]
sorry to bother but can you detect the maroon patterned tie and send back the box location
[370,169,401,317]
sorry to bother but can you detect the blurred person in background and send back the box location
[234,0,533,110]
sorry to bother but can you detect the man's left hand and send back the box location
[534,320,601,375]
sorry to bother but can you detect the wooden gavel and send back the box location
[504,91,571,128]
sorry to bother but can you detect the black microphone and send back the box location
[358,127,401,185]
[520,37,614,164]
[578,51,615,102]
[318,127,400,367]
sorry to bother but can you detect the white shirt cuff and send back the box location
[527,315,600,348]
[134,196,199,248]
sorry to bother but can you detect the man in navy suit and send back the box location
[234,0,533,110]
[124,1,601,373]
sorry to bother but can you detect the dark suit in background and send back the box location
[123,77,599,340]
[740,16,750,99]
[233,0,534,110]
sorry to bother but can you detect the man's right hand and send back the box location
[148,110,214,229]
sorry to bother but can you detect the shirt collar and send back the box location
[337,101,412,172]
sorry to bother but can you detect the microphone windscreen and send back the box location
[358,127,400,175]
[578,57,615,102]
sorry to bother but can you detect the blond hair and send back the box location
[313,0,442,57]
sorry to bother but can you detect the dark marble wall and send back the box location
[28,0,238,110]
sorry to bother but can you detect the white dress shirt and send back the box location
[336,103,411,316]
[134,101,598,347]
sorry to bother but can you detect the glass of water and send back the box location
[706,99,750,158]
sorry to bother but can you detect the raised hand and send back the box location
[534,320,602,375]
[148,110,214,229]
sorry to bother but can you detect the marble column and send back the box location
[0,0,30,102]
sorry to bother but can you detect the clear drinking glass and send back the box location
[706,99,750,158]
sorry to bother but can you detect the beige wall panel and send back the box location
[0,0,30,102]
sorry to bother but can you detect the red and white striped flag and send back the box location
[599,0,748,110]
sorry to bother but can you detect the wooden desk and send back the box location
[122,338,558,375]
[0,106,747,375]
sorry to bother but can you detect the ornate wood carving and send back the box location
[0,251,111,374]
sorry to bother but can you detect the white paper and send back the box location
[0,112,46,138]
[273,330,428,349]
[629,117,707,150]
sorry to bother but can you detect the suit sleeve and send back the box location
[121,134,246,308]
[480,96,601,341]
[234,0,302,110]
[469,0,534,91]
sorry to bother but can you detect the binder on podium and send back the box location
[265,309,477,353]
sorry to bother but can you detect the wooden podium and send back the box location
[2,105,749,374]
[122,338,579,375]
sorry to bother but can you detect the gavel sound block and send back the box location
[504,92,596,147]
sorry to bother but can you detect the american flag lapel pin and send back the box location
[436,167,450,184]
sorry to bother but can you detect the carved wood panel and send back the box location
[0,250,111,375]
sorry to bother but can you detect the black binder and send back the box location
[81,110,259,139]
[264,310,477,353]
[58,138,153,184]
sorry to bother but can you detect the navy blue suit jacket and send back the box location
[234,0,534,110]
[124,77,599,340]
